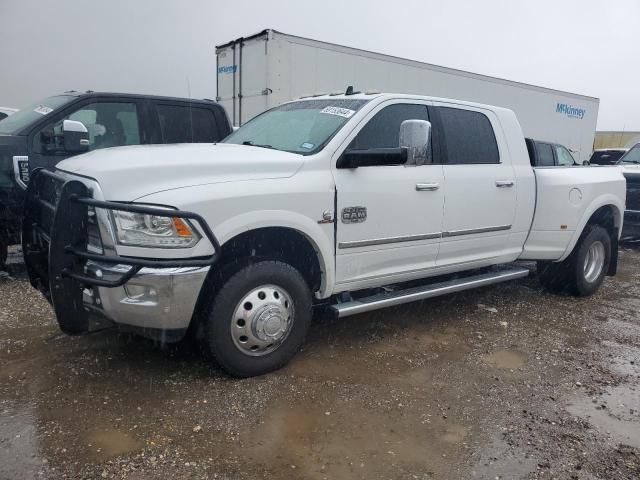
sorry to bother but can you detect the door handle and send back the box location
[416,183,440,191]
[495,180,514,188]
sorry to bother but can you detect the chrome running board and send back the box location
[330,266,530,318]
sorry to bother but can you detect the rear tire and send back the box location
[537,224,611,297]
[205,260,312,377]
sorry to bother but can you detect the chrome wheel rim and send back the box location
[230,284,294,356]
[583,241,605,283]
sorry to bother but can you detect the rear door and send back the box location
[433,103,518,266]
[153,102,223,143]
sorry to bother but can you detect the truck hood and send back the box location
[56,143,305,200]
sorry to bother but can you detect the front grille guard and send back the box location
[23,168,220,334]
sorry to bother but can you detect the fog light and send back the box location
[124,284,147,299]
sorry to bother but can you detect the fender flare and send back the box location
[557,194,624,262]
[214,210,335,298]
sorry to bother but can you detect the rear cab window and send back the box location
[437,107,500,164]
[156,104,221,143]
[535,142,555,166]
[554,145,575,166]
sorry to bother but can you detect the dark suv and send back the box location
[617,143,640,239]
[525,138,579,167]
[589,148,627,165]
[0,91,232,267]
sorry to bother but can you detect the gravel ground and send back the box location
[0,247,639,479]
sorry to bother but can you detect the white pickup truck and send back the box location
[23,93,625,377]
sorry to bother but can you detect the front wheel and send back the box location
[205,260,312,377]
[538,224,611,297]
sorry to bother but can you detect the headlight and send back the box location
[111,210,200,248]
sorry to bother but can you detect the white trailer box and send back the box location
[216,29,599,161]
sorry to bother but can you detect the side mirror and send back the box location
[63,120,90,153]
[400,119,431,165]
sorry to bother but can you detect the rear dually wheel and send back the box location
[538,224,611,297]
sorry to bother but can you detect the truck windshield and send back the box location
[618,145,640,164]
[223,99,369,155]
[0,95,75,135]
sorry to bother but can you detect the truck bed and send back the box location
[519,166,626,261]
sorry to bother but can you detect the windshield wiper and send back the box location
[242,141,275,150]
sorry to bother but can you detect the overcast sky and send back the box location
[0,0,637,130]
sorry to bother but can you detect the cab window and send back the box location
[37,102,140,154]
[438,107,500,164]
[349,103,432,165]
[554,145,575,166]
[536,143,555,166]
[156,104,219,143]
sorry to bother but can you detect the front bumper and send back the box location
[83,262,209,333]
[22,168,220,338]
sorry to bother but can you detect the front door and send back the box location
[333,101,445,290]
[28,100,143,174]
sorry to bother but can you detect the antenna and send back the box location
[345,85,360,96]
[619,124,626,149]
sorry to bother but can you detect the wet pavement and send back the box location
[1,248,639,479]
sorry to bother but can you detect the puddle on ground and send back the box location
[483,350,527,369]
[566,384,640,449]
[604,317,640,338]
[471,431,538,479]
[600,340,640,377]
[0,403,51,479]
[236,399,470,479]
[87,429,144,458]
[441,424,468,443]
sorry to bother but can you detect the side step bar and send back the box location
[330,266,530,318]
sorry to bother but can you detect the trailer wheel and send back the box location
[205,260,312,377]
[538,225,611,297]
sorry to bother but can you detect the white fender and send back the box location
[557,193,624,262]
[214,210,335,298]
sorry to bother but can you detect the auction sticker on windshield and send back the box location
[320,106,356,118]
[33,105,53,115]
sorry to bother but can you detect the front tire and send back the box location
[538,224,611,297]
[205,260,312,377]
